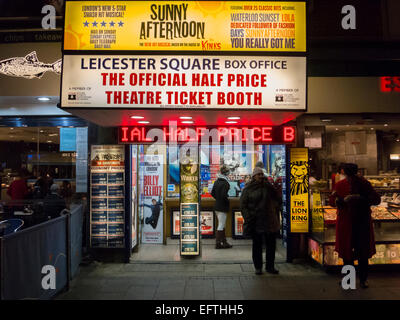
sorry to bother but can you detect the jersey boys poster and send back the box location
[61,55,306,110]
[140,154,164,244]
[64,1,306,52]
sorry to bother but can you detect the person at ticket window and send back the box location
[240,167,282,275]
[211,165,232,249]
[141,196,163,230]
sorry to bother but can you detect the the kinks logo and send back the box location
[201,40,222,50]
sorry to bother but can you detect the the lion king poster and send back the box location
[289,148,309,233]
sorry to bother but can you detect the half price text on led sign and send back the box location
[118,126,296,144]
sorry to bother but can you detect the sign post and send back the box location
[179,147,200,256]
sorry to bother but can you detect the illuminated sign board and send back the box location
[289,147,309,233]
[64,1,306,52]
[118,126,296,144]
[380,77,400,92]
[61,55,306,110]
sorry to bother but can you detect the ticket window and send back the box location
[167,144,286,198]
[167,144,254,199]
[136,144,287,242]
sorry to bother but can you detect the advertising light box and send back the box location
[64,1,306,52]
[90,145,125,248]
[61,55,306,110]
[289,147,309,233]
[118,126,296,144]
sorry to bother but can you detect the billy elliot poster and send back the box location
[140,154,164,244]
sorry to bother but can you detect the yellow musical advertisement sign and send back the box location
[311,191,324,233]
[64,1,306,52]
[289,148,309,233]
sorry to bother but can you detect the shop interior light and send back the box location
[37,97,50,101]
[363,117,374,122]
[179,116,192,119]
[371,128,374,130]
[10,127,14,130]
[181,121,194,124]
[130,116,144,119]
[47,140,52,143]
[225,121,238,124]
[321,118,332,122]
[335,128,339,131]
[227,116,241,120]
[384,124,389,126]
[138,121,149,124]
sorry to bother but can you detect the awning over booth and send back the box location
[62,108,302,127]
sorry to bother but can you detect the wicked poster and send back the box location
[180,148,200,256]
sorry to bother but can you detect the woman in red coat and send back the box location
[7,169,30,211]
[329,163,380,288]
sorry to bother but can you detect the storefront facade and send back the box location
[60,0,309,262]
[2,0,399,267]
[0,41,91,204]
[299,77,400,266]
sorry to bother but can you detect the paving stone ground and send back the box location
[57,260,400,300]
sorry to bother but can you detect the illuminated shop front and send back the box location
[118,125,296,252]
[61,0,308,261]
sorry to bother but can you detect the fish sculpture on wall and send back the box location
[0,51,62,79]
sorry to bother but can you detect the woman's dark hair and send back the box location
[343,163,358,177]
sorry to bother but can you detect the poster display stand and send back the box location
[180,148,200,256]
[90,145,125,248]
[171,207,215,239]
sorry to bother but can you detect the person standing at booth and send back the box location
[329,163,380,288]
[211,165,232,249]
[240,167,282,275]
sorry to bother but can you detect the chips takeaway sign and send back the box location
[61,55,306,110]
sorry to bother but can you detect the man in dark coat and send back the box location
[329,163,380,288]
[240,167,282,275]
[211,165,232,249]
[43,183,67,219]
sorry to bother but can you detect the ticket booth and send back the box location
[60,0,307,262]
[118,124,297,259]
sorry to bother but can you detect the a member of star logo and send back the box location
[92,21,98,27]
[109,21,115,27]
[83,21,89,27]
[118,21,124,27]
[101,21,107,27]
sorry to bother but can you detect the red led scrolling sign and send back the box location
[118,126,296,144]
[380,77,400,92]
